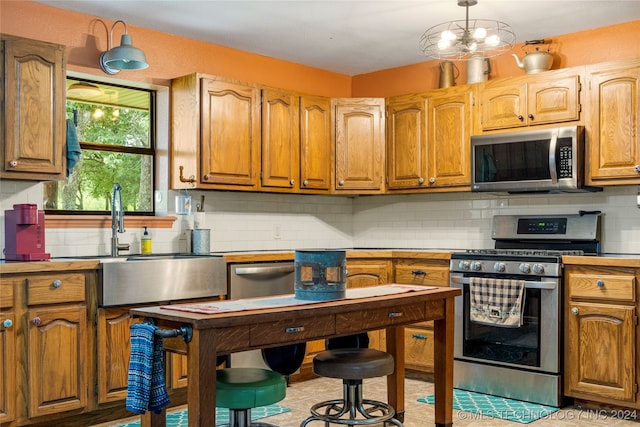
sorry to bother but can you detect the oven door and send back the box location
[450,272,560,374]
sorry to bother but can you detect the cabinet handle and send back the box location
[285,327,304,333]
[528,113,534,120]
[571,307,579,315]
[2,319,12,328]
[418,177,425,185]
[338,180,345,186]
[634,165,640,173]
[290,179,295,186]
[596,279,604,287]
[32,317,42,326]
[52,279,62,288]
[429,177,435,184]
[388,312,403,318]
[412,270,426,276]
[411,333,427,340]
[9,160,18,168]
[303,179,309,186]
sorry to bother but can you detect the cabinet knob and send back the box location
[571,307,579,315]
[517,115,524,121]
[203,174,211,181]
[429,177,435,184]
[634,165,640,173]
[2,319,12,328]
[32,317,42,326]
[338,180,345,186]
[52,279,62,288]
[303,179,309,187]
[9,160,18,168]
[596,279,604,287]
[290,179,295,186]
[418,177,425,185]
[528,114,534,120]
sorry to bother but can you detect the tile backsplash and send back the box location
[1,182,639,258]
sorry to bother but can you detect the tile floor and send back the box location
[97,376,640,426]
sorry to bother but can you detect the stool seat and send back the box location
[216,368,286,410]
[313,348,394,380]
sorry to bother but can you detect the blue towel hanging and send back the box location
[66,119,82,177]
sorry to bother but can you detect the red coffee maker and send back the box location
[4,204,50,261]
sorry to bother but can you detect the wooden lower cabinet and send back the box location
[564,265,639,407]
[0,311,16,424]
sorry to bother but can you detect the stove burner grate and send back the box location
[465,249,585,256]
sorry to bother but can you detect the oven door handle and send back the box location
[449,275,557,290]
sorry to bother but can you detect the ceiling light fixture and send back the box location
[100,20,149,75]
[419,0,515,61]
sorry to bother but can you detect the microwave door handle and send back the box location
[549,131,558,183]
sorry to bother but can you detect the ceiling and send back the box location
[36,0,640,76]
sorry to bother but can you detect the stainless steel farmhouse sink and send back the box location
[97,254,227,307]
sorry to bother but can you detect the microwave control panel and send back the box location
[557,137,573,178]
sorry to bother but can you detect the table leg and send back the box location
[433,297,455,427]
[187,328,218,427]
[386,325,405,422]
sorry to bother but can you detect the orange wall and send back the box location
[354,20,640,97]
[2,1,639,98]
[0,0,352,97]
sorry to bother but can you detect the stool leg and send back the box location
[229,408,251,427]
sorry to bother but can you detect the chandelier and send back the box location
[419,0,515,60]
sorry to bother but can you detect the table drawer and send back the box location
[251,314,335,346]
[336,302,426,334]
[395,265,449,286]
[568,273,636,302]
[27,273,86,305]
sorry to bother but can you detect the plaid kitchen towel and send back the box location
[469,277,526,327]
[126,323,170,414]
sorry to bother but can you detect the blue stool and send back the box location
[216,368,286,427]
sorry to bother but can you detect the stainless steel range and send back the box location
[450,213,601,407]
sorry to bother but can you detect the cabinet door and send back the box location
[28,305,88,417]
[261,88,300,190]
[527,75,581,125]
[480,83,526,130]
[587,59,640,184]
[334,98,385,192]
[565,301,636,402]
[97,308,142,403]
[0,312,15,423]
[427,88,473,188]
[200,79,261,188]
[346,259,391,288]
[1,35,66,180]
[386,94,428,189]
[300,95,332,191]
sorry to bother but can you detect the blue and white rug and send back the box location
[418,389,559,424]
[116,404,290,427]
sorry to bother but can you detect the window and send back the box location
[44,78,155,215]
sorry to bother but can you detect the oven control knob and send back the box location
[470,261,482,271]
[458,260,470,270]
[494,262,506,272]
[532,264,545,274]
[519,263,531,274]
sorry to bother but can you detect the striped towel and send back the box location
[469,277,526,328]
[126,323,170,414]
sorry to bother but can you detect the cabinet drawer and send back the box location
[251,314,335,346]
[336,302,426,334]
[27,273,86,305]
[395,265,449,286]
[568,273,636,302]
[405,326,434,372]
[0,280,14,308]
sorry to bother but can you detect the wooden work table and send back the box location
[130,285,460,427]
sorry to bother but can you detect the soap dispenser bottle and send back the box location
[141,227,152,254]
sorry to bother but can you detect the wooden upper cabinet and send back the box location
[586,58,640,185]
[200,79,261,189]
[334,98,385,193]
[261,88,300,191]
[1,34,66,180]
[480,69,581,131]
[426,87,473,189]
[300,95,332,192]
[386,93,428,189]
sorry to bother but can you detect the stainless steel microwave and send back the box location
[471,125,600,193]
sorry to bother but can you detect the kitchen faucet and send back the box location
[111,183,130,257]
